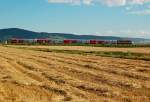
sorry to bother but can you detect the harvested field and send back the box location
[9,45,150,54]
[7,45,150,61]
[0,46,150,102]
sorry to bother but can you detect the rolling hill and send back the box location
[0,28,149,43]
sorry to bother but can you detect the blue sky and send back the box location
[0,0,150,38]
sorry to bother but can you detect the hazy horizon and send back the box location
[0,0,150,38]
[1,27,150,39]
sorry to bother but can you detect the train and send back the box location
[7,38,133,45]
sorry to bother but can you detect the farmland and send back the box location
[0,45,150,102]
[8,45,150,54]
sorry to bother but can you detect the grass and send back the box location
[4,43,150,48]
[7,46,150,61]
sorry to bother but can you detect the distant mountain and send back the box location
[0,28,149,43]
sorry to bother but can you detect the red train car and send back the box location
[10,38,24,44]
[117,40,132,45]
[90,40,97,44]
[37,39,51,44]
[97,40,105,44]
[63,40,78,44]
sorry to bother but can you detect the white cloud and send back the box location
[47,0,150,15]
[100,30,150,38]
[47,0,93,5]
[47,0,80,5]
[83,0,93,5]
[125,6,133,10]
[101,0,126,6]
[101,0,150,6]
[128,9,150,15]
[47,0,150,6]
[129,0,150,5]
